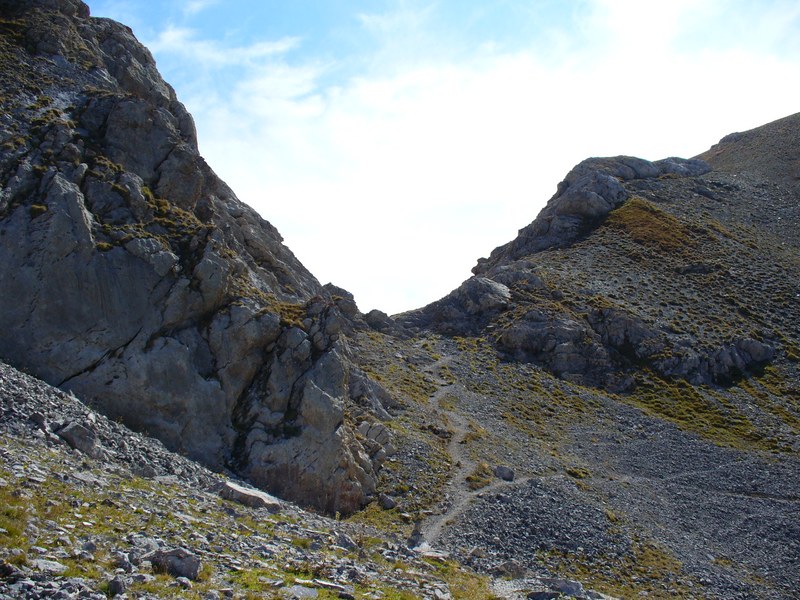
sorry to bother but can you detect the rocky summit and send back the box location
[1,1,799,599]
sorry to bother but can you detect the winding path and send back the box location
[416,361,527,548]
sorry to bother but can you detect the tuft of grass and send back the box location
[566,467,591,480]
[0,482,28,552]
[29,204,48,218]
[465,462,493,490]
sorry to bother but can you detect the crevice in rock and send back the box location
[57,326,142,387]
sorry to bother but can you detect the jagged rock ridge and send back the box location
[0,0,392,514]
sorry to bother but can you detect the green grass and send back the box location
[604,197,696,256]
[29,204,48,218]
[423,559,498,600]
[465,462,493,490]
[623,372,777,451]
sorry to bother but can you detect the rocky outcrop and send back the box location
[497,297,775,389]
[473,156,710,275]
[498,308,614,386]
[0,0,383,514]
[396,276,511,334]
[653,337,775,386]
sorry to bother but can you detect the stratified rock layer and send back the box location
[0,0,384,514]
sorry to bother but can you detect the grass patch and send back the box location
[423,559,499,600]
[465,462,493,490]
[0,479,28,553]
[566,467,591,480]
[624,373,774,450]
[605,197,695,255]
[544,537,689,600]
[346,502,412,537]
[29,204,48,218]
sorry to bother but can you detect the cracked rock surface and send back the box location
[0,0,387,515]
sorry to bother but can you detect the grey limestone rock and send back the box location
[396,276,511,333]
[0,0,378,515]
[654,337,775,385]
[493,465,515,482]
[364,309,405,337]
[107,575,126,597]
[144,547,202,581]
[56,422,102,458]
[498,309,613,386]
[218,481,283,511]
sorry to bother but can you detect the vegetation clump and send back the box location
[604,197,695,255]
[465,462,493,490]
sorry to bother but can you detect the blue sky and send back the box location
[87,0,800,314]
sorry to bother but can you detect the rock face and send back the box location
[0,0,384,514]
[396,276,511,334]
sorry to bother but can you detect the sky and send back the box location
[86,0,800,315]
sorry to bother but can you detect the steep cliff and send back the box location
[0,0,390,515]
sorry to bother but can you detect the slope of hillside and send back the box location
[353,118,800,598]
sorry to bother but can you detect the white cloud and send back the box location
[146,0,800,314]
[183,0,219,16]
[147,26,300,68]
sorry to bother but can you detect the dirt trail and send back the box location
[417,361,526,548]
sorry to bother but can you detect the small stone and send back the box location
[490,559,526,579]
[494,465,515,481]
[176,576,193,589]
[335,533,357,551]
[378,494,397,510]
[283,585,318,598]
[30,559,68,575]
[144,547,202,580]
[539,578,585,597]
[108,575,126,597]
[218,481,282,511]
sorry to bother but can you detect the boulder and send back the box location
[218,481,282,511]
[144,548,202,580]
[494,465,515,482]
[56,422,101,458]
[396,277,511,333]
